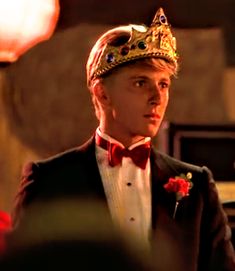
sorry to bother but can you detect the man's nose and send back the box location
[148,85,161,105]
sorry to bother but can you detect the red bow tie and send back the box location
[96,134,151,169]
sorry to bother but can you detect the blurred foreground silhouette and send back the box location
[0,198,155,271]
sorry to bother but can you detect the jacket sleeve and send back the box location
[200,166,235,271]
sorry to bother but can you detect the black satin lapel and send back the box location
[150,149,177,228]
[72,136,112,224]
[80,136,107,200]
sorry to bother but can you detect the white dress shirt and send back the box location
[95,128,152,250]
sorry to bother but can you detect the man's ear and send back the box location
[93,81,110,106]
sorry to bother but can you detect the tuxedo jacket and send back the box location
[13,136,235,271]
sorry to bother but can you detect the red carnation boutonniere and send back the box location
[164,172,193,219]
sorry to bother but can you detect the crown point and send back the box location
[152,7,168,26]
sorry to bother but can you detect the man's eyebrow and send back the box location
[128,75,171,85]
[128,75,149,80]
[160,77,171,83]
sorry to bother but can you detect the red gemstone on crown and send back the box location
[120,46,129,56]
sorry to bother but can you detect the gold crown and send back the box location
[93,8,178,79]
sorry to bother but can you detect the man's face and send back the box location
[100,62,172,145]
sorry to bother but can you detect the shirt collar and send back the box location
[96,127,151,150]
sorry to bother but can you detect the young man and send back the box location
[13,8,235,270]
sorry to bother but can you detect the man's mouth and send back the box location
[144,113,161,119]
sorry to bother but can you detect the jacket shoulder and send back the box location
[33,137,95,171]
[152,147,208,173]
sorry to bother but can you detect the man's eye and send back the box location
[134,80,146,87]
[160,82,169,89]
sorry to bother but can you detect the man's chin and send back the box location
[142,129,159,138]
[145,123,161,135]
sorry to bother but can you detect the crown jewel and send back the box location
[93,8,178,79]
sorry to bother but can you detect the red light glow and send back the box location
[0,0,60,62]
